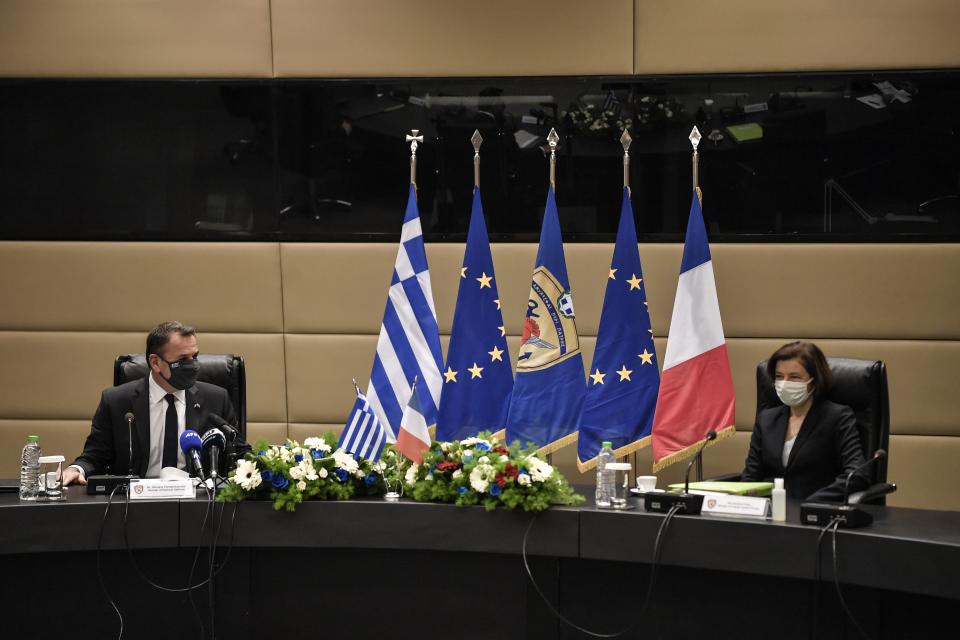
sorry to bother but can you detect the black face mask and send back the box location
[161,357,200,391]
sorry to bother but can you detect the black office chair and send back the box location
[755,357,896,505]
[113,354,247,441]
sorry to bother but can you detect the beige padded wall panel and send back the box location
[0,419,93,478]
[195,333,287,423]
[886,435,960,510]
[0,332,144,420]
[247,422,289,448]
[272,0,633,78]
[0,0,273,78]
[281,243,960,339]
[0,242,283,332]
[0,331,288,422]
[635,0,960,74]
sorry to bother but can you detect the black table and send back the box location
[1,487,957,639]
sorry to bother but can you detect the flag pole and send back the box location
[406,129,424,189]
[620,129,632,196]
[472,129,483,188]
[690,126,702,202]
[547,127,560,192]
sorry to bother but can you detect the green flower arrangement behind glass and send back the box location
[385,432,585,512]
[218,434,384,511]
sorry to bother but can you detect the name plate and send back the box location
[128,478,196,500]
[701,493,770,518]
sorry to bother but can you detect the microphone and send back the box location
[201,428,227,481]
[844,449,886,504]
[124,412,135,475]
[179,430,206,479]
[646,430,718,516]
[800,449,887,529]
[204,413,238,441]
[684,430,718,494]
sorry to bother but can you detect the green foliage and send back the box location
[383,432,584,513]
[218,431,583,514]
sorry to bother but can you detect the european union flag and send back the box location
[505,187,586,454]
[577,188,660,470]
[436,187,513,442]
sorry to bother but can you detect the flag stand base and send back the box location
[384,491,401,502]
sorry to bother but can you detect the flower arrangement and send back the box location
[563,95,685,136]
[563,102,633,136]
[631,94,684,130]
[218,434,384,511]
[389,432,584,512]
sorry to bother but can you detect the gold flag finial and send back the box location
[620,129,633,193]
[689,126,702,191]
[471,129,483,188]
[406,129,424,186]
[547,128,560,191]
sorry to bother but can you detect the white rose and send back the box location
[355,469,365,479]
[332,449,359,474]
[478,456,490,464]
[440,442,450,452]
[499,455,509,463]
[461,449,474,459]
[517,473,531,486]
[452,469,463,480]
[232,459,262,491]
[296,480,306,491]
[318,467,328,479]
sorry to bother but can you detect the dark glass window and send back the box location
[2,73,958,242]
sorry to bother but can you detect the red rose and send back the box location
[504,463,519,478]
[493,446,510,455]
[436,460,461,472]
[495,472,508,488]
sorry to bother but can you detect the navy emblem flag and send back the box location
[365,184,445,441]
[576,187,660,471]
[505,187,586,455]
[436,187,514,442]
[338,385,388,463]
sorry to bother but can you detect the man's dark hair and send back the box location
[146,321,197,359]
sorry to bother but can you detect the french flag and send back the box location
[651,190,736,472]
[395,381,431,464]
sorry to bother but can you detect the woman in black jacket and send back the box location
[741,341,866,502]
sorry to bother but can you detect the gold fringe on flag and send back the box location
[650,424,736,474]
[576,434,651,474]
[536,430,579,458]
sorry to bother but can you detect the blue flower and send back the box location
[462,454,474,464]
[271,474,289,489]
[261,470,273,483]
[490,484,502,496]
[364,473,378,487]
[257,450,266,456]
[334,468,349,483]
[294,453,303,462]
[475,442,491,452]
[311,449,324,460]
[457,486,469,495]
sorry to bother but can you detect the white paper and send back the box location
[701,493,771,518]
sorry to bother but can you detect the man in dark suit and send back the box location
[63,321,237,486]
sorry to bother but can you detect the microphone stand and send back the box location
[800,451,886,529]
[646,431,718,516]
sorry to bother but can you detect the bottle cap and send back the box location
[774,477,784,490]
[601,441,613,448]
[27,435,39,442]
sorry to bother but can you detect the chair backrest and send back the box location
[756,357,890,485]
[113,354,247,440]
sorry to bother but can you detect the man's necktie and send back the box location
[162,394,178,468]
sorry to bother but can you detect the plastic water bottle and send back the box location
[595,441,616,508]
[19,435,42,501]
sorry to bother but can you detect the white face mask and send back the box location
[774,379,812,407]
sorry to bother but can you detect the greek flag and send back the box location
[366,184,445,441]
[338,386,387,462]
